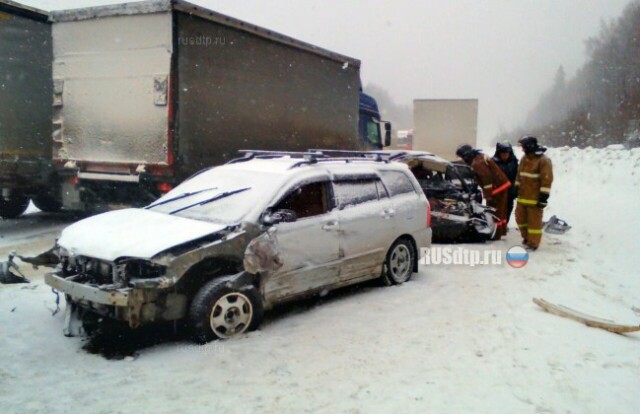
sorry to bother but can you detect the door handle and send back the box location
[322,221,338,231]
[381,208,396,219]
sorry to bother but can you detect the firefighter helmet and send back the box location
[455,144,475,160]
[518,136,538,153]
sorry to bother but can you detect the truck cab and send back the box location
[359,92,391,150]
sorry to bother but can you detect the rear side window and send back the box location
[333,179,379,209]
[379,170,417,197]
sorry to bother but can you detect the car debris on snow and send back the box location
[0,252,30,284]
[533,297,640,334]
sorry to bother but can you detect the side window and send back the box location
[273,181,330,219]
[333,179,379,210]
[379,171,417,197]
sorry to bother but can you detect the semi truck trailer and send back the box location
[0,1,59,219]
[49,0,390,212]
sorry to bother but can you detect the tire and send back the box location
[0,194,30,219]
[189,279,264,343]
[383,238,415,285]
[33,195,62,213]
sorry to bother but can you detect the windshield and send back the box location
[147,169,280,224]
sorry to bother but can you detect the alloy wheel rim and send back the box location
[209,292,253,339]
[390,244,412,282]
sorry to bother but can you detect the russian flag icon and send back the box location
[506,246,529,268]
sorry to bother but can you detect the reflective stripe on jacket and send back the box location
[515,153,553,205]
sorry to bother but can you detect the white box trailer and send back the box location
[50,0,369,212]
[412,99,478,160]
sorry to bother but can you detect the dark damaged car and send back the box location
[45,152,431,342]
[386,151,498,242]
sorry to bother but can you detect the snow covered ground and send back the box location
[1,147,639,413]
[0,203,80,259]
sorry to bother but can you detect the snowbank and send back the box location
[1,147,639,413]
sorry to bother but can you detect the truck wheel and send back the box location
[189,279,263,343]
[382,238,415,285]
[0,194,30,219]
[33,195,62,213]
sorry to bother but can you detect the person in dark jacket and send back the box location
[492,142,519,230]
[456,144,511,240]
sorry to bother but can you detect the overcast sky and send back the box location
[25,0,631,145]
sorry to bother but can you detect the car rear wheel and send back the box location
[383,238,415,285]
[189,279,264,343]
[0,193,30,219]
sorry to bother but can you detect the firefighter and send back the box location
[456,144,511,240]
[515,136,553,251]
[492,141,519,229]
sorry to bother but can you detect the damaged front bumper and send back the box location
[45,273,130,306]
[45,273,186,335]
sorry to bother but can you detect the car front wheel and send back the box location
[383,238,415,285]
[189,279,264,343]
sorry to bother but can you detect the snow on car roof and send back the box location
[177,156,408,198]
[317,159,410,176]
[222,157,305,174]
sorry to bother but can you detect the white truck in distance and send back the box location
[412,99,478,161]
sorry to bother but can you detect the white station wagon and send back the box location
[46,151,432,342]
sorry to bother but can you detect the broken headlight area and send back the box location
[118,260,166,281]
[59,255,166,286]
[429,199,497,242]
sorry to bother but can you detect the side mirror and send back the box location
[263,209,298,225]
[383,121,392,147]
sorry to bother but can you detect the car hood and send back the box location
[58,208,229,262]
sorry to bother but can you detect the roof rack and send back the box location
[308,149,421,163]
[386,152,411,161]
[227,150,325,164]
[288,156,390,169]
[226,149,392,169]
[308,149,398,161]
